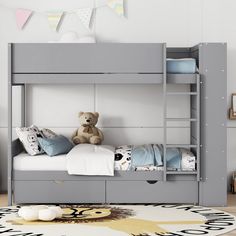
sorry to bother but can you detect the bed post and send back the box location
[21,85,26,127]
[198,43,227,206]
[8,43,13,206]
[163,43,167,181]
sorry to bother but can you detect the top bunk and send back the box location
[9,43,200,85]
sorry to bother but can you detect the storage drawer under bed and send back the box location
[106,180,198,204]
[14,180,105,204]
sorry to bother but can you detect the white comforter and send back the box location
[66,144,115,176]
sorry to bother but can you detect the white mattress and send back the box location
[14,152,67,171]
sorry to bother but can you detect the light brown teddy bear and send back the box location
[72,112,104,145]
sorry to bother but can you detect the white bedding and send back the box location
[14,152,67,171]
[66,144,115,176]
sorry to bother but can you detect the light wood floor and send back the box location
[1,194,236,235]
[216,194,236,235]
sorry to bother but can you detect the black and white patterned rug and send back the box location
[0,204,235,236]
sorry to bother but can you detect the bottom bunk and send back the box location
[12,140,199,204]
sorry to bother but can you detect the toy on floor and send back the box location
[18,205,63,221]
[72,112,104,145]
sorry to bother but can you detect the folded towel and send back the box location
[66,144,115,176]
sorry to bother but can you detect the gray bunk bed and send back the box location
[8,43,227,206]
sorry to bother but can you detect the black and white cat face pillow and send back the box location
[114,145,132,171]
[16,125,44,156]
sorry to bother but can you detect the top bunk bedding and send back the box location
[166,58,197,74]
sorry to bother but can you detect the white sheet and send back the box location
[14,152,67,171]
[66,144,115,176]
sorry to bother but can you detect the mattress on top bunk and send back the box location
[167,58,197,74]
[14,152,67,171]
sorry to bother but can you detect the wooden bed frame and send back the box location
[8,43,227,206]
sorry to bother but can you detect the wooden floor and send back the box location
[1,194,236,235]
[216,194,236,235]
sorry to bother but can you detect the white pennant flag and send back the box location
[107,0,124,17]
[77,8,93,29]
[47,12,64,31]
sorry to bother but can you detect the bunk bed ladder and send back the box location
[164,72,201,181]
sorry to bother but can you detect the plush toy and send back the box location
[18,205,63,222]
[72,112,104,145]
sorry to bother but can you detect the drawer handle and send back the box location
[147,180,158,184]
[54,180,64,184]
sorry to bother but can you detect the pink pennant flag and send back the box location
[16,9,33,30]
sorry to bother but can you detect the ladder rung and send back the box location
[166,118,197,122]
[166,92,198,96]
[166,171,197,175]
[166,144,198,148]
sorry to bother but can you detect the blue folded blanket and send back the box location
[166,148,181,170]
[115,144,195,171]
[131,144,155,168]
[131,144,181,170]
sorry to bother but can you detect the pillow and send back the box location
[41,128,57,139]
[38,135,74,157]
[180,148,196,171]
[16,125,44,156]
[114,145,132,171]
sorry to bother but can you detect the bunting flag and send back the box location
[7,2,126,31]
[47,12,64,31]
[107,0,124,17]
[16,9,33,29]
[76,8,93,29]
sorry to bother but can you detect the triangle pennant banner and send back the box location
[77,8,93,29]
[16,9,33,30]
[47,12,64,31]
[107,0,124,17]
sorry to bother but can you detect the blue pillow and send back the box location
[38,135,74,157]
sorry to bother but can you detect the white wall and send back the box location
[0,0,235,192]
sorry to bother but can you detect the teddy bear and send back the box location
[72,112,104,145]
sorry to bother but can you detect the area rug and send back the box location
[0,204,235,236]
